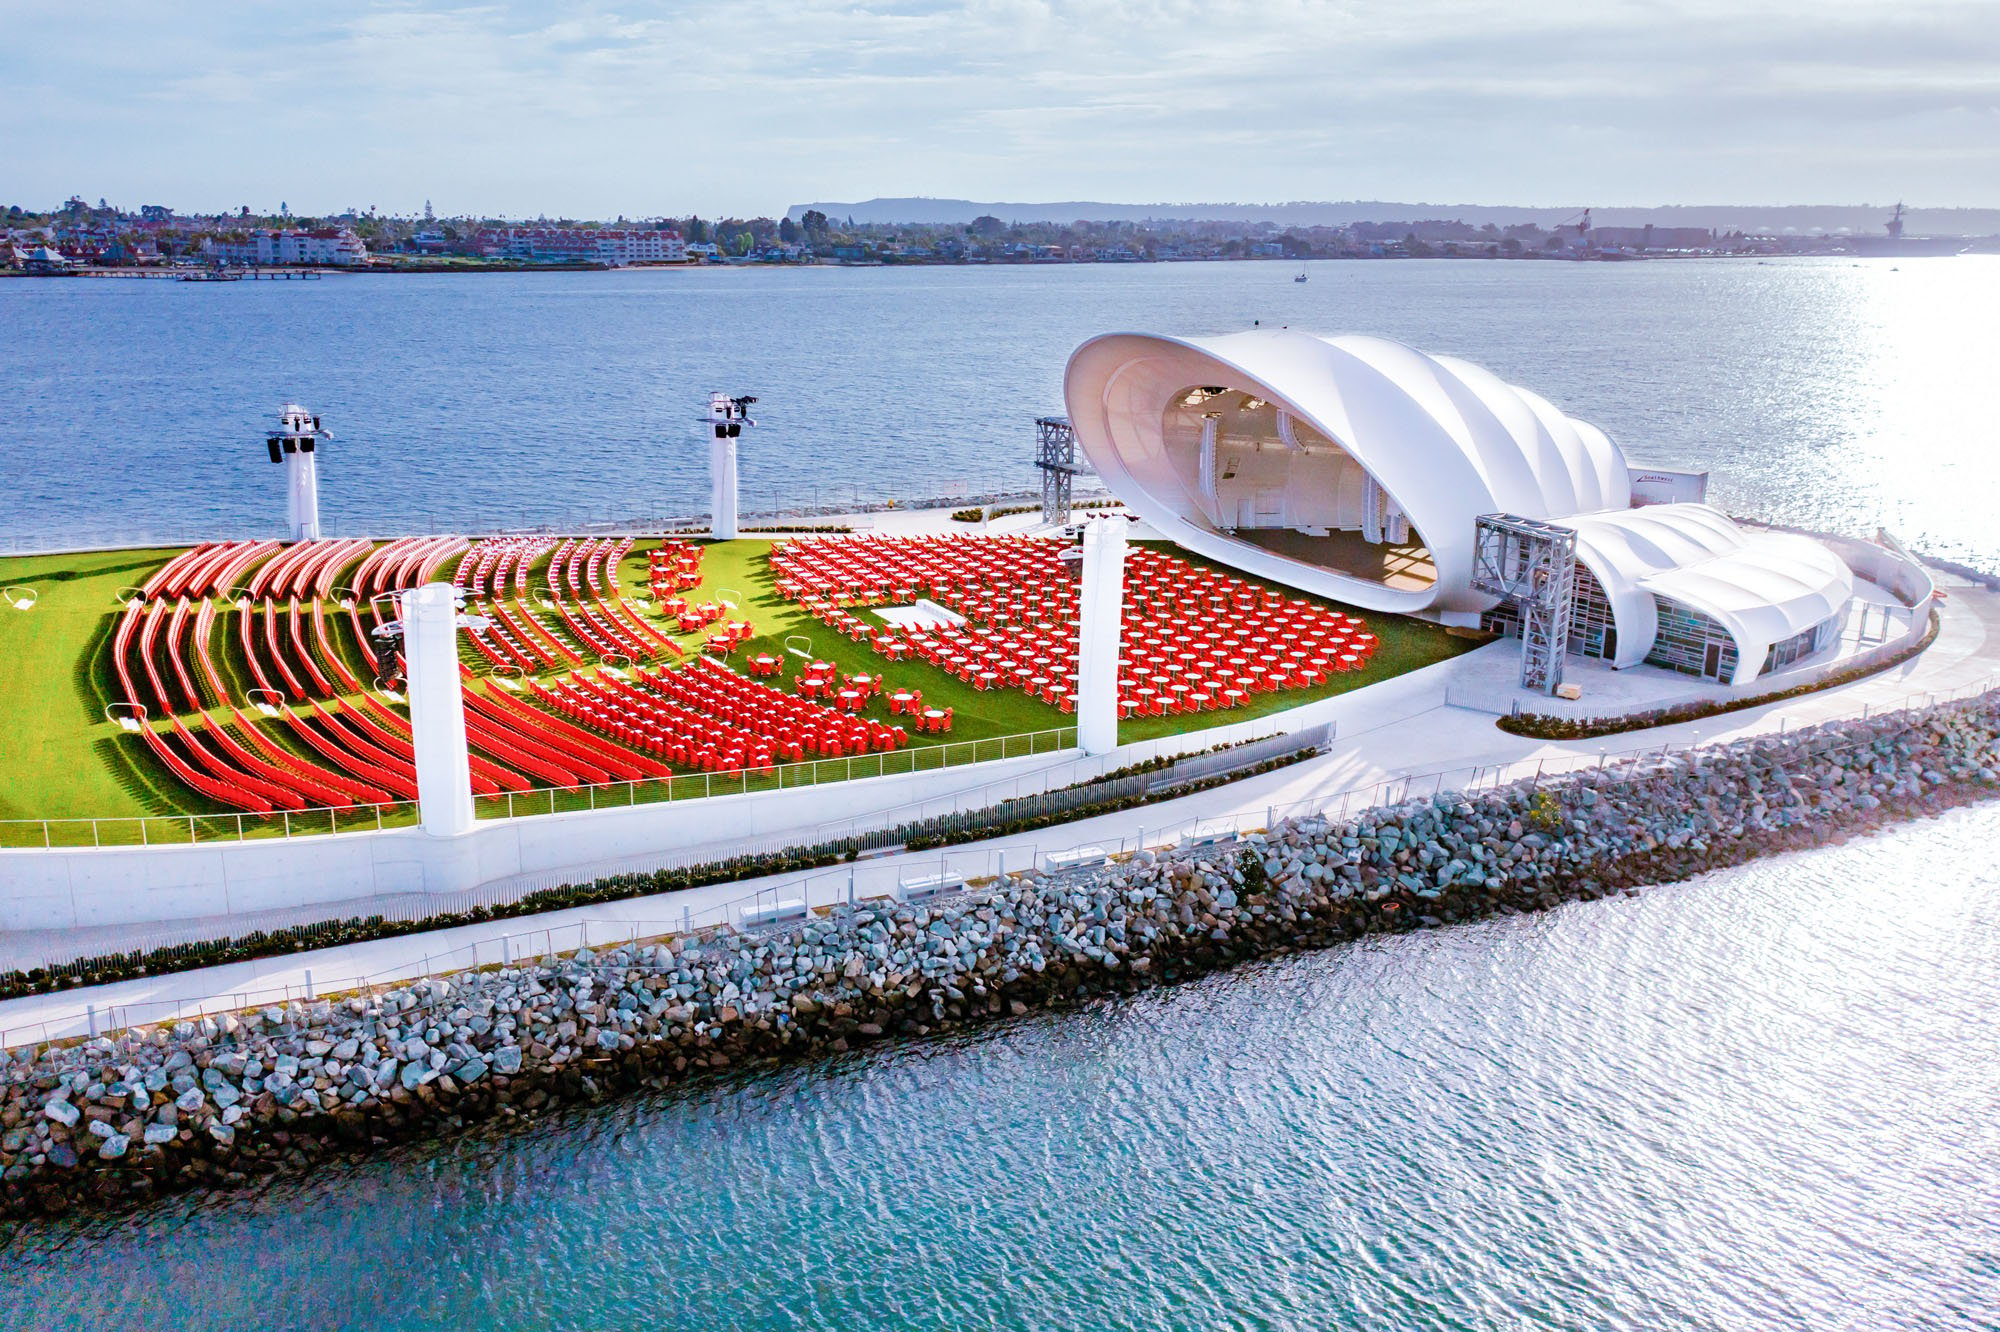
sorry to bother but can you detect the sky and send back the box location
[4,0,1997,218]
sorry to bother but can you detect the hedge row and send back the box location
[949,499,1125,523]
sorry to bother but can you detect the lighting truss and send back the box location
[1035,416,1080,526]
[1471,513,1578,694]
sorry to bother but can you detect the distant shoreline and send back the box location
[5,250,1990,282]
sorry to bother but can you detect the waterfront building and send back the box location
[18,245,75,275]
[1064,329,1857,685]
[471,227,686,265]
[202,227,369,266]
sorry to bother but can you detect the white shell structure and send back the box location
[1064,328,1854,682]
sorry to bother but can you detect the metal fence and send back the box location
[473,726,1080,820]
[0,728,1083,850]
[0,800,422,851]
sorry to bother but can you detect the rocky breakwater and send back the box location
[6,697,2000,1219]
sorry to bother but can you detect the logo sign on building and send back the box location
[1628,467,1710,507]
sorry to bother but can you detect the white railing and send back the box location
[9,669,1992,1048]
[811,711,1310,843]
[0,799,420,851]
[0,476,1099,558]
[0,727,1084,850]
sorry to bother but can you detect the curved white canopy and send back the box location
[1064,329,1630,615]
[1065,329,1855,683]
[1562,504,1854,682]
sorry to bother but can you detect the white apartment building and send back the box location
[203,228,370,266]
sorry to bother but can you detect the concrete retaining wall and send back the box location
[0,752,1064,934]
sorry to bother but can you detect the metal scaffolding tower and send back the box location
[1470,513,1578,694]
[1036,416,1080,526]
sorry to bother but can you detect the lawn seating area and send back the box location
[0,529,1477,839]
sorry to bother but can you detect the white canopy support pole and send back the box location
[1361,473,1384,544]
[1076,518,1128,756]
[711,431,739,541]
[404,583,475,837]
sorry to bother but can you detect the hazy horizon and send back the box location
[5,1,1995,219]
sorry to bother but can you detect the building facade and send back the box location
[203,228,369,266]
[471,227,686,265]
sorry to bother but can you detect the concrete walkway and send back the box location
[2,577,1992,1049]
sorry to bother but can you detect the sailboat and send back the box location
[1293,262,1309,283]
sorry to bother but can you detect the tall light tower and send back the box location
[704,392,756,540]
[265,403,329,541]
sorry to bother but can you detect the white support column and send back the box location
[710,431,739,541]
[1076,517,1128,755]
[403,583,475,837]
[1197,415,1220,515]
[286,448,321,542]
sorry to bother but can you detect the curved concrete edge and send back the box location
[0,750,1064,934]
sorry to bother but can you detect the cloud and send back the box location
[2,0,1995,213]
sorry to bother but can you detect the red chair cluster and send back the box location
[769,535,1378,719]
[652,658,906,756]
[529,654,907,773]
[649,541,704,599]
[533,671,777,773]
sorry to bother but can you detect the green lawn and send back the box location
[0,548,189,823]
[0,536,1480,834]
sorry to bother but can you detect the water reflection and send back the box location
[6,804,1998,1330]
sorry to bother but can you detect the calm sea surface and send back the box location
[2,261,1998,1328]
[2,257,1998,570]
[4,806,1998,1330]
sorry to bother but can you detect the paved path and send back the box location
[3,579,1992,1049]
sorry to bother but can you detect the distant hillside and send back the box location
[788,197,2000,237]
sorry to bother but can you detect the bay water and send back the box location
[2,258,1997,1328]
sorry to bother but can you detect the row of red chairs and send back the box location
[458,668,673,788]
[541,537,682,664]
[110,599,399,813]
[139,540,282,602]
[245,537,372,603]
[456,535,553,601]
[454,539,586,673]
